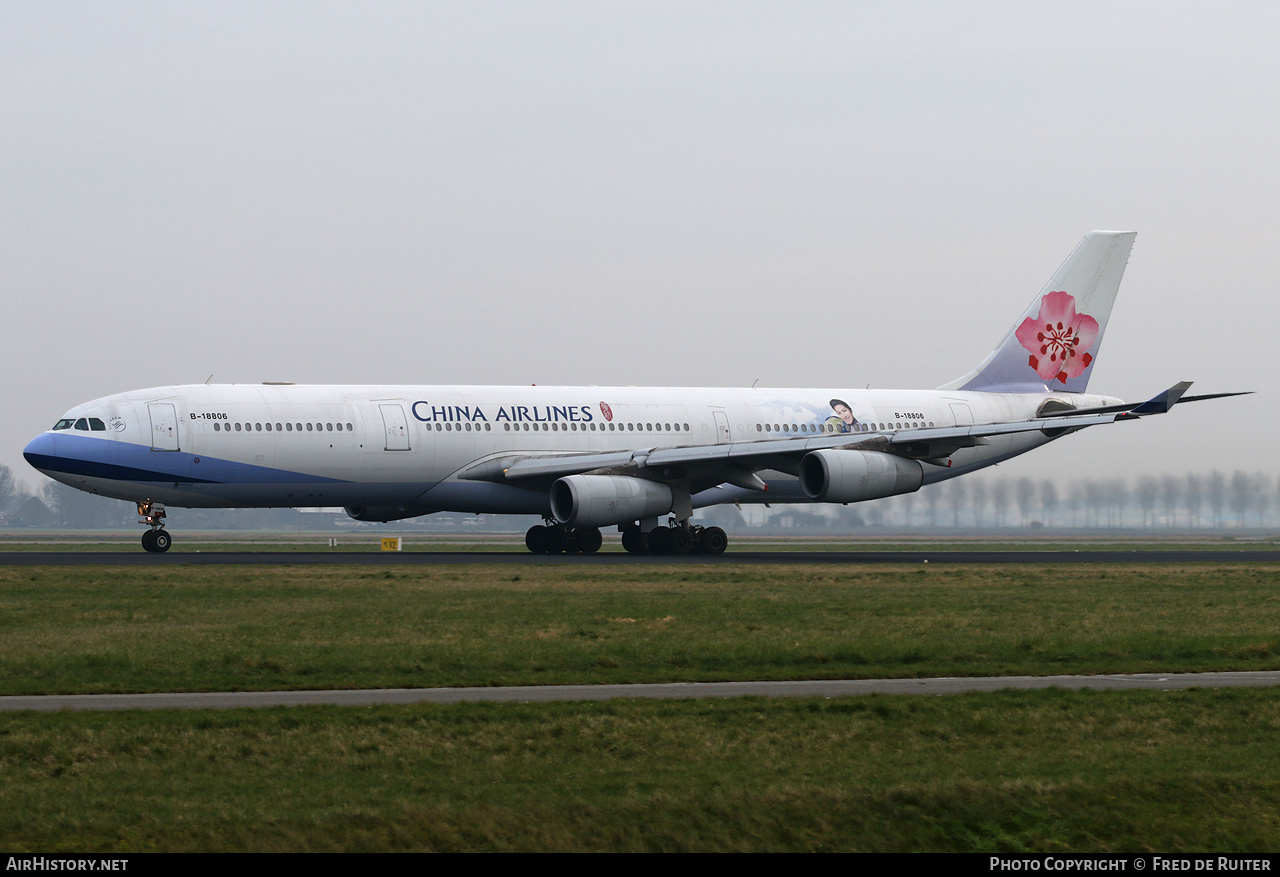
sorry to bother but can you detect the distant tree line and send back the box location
[2,464,1277,531]
[829,470,1278,530]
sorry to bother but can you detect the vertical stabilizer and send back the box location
[940,230,1136,394]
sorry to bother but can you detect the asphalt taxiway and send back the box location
[5,671,1280,712]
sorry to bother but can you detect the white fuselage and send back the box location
[25,383,1119,517]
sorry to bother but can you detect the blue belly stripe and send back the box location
[24,433,347,485]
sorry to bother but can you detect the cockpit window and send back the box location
[74,418,89,431]
[89,418,106,431]
[52,418,75,431]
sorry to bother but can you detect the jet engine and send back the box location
[799,449,924,503]
[550,475,674,528]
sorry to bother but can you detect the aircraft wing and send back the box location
[462,382,1235,489]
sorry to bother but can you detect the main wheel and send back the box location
[645,526,670,554]
[573,526,603,555]
[621,526,645,554]
[544,526,569,554]
[667,526,692,555]
[702,526,728,555]
[525,525,548,554]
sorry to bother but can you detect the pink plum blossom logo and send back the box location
[1014,290,1099,384]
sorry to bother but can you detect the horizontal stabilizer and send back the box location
[1037,384,1252,419]
[1178,391,1253,405]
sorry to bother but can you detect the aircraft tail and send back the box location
[939,230,1137,394]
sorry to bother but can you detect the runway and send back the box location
[1,548,1278,565]
[5,671,1280,712]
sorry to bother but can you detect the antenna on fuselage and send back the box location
[205,375,213,385]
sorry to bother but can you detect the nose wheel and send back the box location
[141,529,172,553]
[137,500,172,553]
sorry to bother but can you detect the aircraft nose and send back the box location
[23,432,58,471]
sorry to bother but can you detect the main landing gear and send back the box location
[525,521,603,555]
[524,517,728,556]
[137,500,172,554]
[621,521,727,556]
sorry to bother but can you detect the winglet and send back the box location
[1130,381,1193,415]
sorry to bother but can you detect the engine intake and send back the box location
[799,450,924,503]
[550,475,674,528]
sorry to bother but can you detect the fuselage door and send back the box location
[713,410,732,443]
[148,403,180,451]
[379,403,411,451]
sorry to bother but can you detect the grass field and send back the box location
[4,688,1280,852]
[3,559,1280,851]
[3,563,1280,695]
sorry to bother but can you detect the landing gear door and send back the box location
[148,403,180,451]
[712,410,732,444]
[379,403,411,451]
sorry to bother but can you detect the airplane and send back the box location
[23,231,1243,554]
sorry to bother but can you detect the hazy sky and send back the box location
[2,2,1274,493]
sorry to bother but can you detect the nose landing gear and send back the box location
[137,500,172,553]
